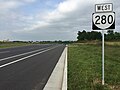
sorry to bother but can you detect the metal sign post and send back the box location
[92,3,115,85]
[102,30,104,85]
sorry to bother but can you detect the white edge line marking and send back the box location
[0,47,51,62]
[0,46,57,68]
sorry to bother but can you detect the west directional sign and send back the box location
[95,3,113,12]
[92,3,115,30]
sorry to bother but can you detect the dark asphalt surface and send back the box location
[0,44,65,90]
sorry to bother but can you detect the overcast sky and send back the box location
[0,0,120,41]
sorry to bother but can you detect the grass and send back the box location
[68,42,120,90]
[0,42,33,49]
[105,41,120,46]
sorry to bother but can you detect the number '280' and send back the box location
[95,15,113,24]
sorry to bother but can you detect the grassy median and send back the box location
[68,42,120,90]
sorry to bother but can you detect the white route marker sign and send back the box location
[92,3,115,30]
[92,12,115,30]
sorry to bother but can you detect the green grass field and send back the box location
[0,42,32,49]
[68,42,120,90]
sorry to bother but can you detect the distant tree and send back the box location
[114,32,120,40]
[77,31,82,40]
[77,30,120,41]
[77,30,102,41]
[106,30,115,40]
[107,30,114,34]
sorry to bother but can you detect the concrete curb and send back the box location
[62,46,67,90]
[43,46,67,90]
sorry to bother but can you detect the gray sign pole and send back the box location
[102,30,105,85]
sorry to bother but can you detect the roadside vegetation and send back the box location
[68,41,120,90]
[77,30,120,41]
[0,42,33,49]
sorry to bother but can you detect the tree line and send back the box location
[77,30,120,41]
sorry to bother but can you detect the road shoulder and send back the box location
[43,46,67,90]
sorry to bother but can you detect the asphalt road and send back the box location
[0,44,65,90]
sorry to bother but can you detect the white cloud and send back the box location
[22,0,110,31]
[0,0,36,10]
[0,1,19,10]
[57,0,79,13]
[0,31,13,40]
[15,21,50,32]
[22,0,36,3]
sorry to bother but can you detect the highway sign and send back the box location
[92,12,115,30]
[95,3,113,12]
[92,3,115,85]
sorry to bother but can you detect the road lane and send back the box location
[0,45,58,68]
[0,44,55,66]
[0,46,54,66]
[0,44,53,59]
[0,51,10,54]
[0,44,65,90]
